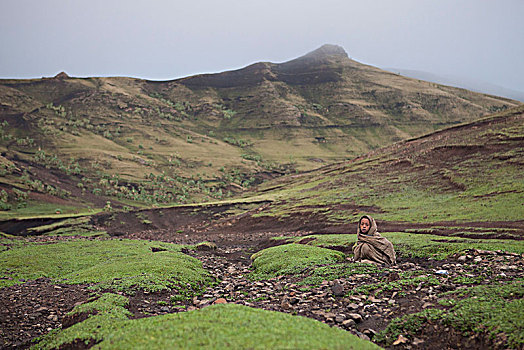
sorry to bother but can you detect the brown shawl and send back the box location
[353,215,396,266]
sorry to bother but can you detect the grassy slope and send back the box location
[248,105,524,224]
[0,46,519,217]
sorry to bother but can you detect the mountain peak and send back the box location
[54,71,70,79]
[302,44,349,59]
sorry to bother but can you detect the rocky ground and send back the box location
[187,247,523,349]
[2,235,522,349]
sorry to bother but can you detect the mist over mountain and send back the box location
[383,68,524,102]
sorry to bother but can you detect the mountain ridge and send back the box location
[0,44,520,216]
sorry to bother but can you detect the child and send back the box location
[353,215,396,265]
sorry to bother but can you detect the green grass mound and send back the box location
[280,233,524,260]
[35,296,380,350]
[34,293,132,349]
[375,280,524,349]
[250,243,345,280]
[0,239,213,294]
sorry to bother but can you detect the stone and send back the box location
[356,331,370,341]
[198,299,211,307]
[363,328,376,338]
[342,319,356,328]
[347,303,359,310]
[348,313,363,323]
[335,314,346,323]
[457,255,467,262]
[369,296,382,303]
[387,272,400,282]
[393,334,409,346]
[413,337,425,346]
[213,298,227,304]
[331,281,345,297]
[281,299,291,310]
[322,312,336,320]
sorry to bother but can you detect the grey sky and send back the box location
[1,0,523,92]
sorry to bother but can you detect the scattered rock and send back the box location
[413,337,425,346]
[330,281,345,297]
[368,296,382,303]
[342,319,356,328]
[335,314,346,323]
[393,334,409,346]
[346,303,359,310]
[213,298,227,305]
[355,331,370,341]
[363,328,376,338]
[280,299,291,310]
[387,272,400,282]
[348,313,363,323]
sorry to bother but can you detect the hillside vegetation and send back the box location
[0,45,518,217]
[245,104,524,227]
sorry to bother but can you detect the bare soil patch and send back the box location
[0,278,90,349]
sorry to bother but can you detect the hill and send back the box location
[0,44,520,217]
[239,104,524,235]
[1,106,523,350]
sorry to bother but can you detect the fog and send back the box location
[1,0,523,93]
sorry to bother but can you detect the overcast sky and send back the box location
[1,0,523,92]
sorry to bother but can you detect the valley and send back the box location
[1,46,523,349]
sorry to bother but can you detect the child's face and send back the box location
[360,218,371,234]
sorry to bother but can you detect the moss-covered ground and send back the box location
[250,243,345,280]
[0,239,213,294]
[34,295,379,350]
